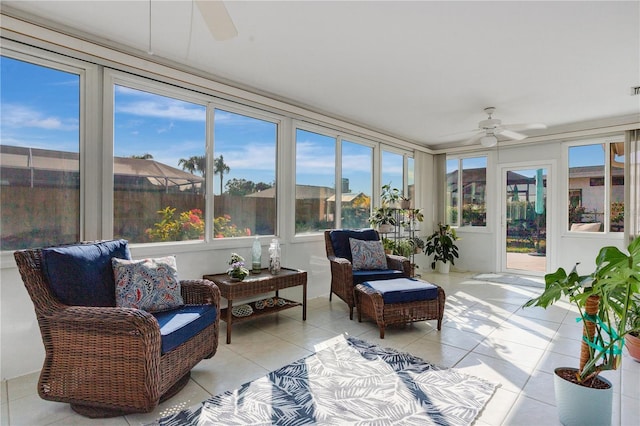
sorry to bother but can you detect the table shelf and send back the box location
[221,298,302,324]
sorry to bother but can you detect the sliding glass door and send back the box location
[501,165,550,275]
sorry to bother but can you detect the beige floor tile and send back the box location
[521,369,557,406]
[7,393,74,426]
[124,380,211,424]
[472,337,546,369]
[403,340,469,368]
[474,387,519,426]
[6,372,39,402]
[455,352,535,393]
[503,394,562,426]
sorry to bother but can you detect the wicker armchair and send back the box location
[13,240,220,418]
[324,229,410,320]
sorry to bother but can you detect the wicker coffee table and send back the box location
[355,279,445,339]
[203,268,307,343]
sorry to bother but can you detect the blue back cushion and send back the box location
[329,229,379,261]
[42,239,131,307]
[353,269,404,284]
[362,278,439,304]
[152,305,218,354]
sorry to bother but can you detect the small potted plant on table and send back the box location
[227,253,250,281]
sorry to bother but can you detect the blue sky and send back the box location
[2,56,608,194]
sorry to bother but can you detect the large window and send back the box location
[446,156,487,227]
[381,150,403,190]
[295,129,336,233]
[213,109,277,237]
[341,140,372,229]
[113,85,207,243]
[568,138,624,232]
[0,56,81,250]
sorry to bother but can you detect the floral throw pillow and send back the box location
[112,256,184,312]
[349,238,388,270]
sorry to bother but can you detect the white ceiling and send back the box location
[3,1,639,149]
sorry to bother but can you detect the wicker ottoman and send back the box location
[355,278,445,339]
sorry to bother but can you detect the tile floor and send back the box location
[1,271,639,425]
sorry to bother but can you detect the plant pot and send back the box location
[437,261,450,274]
[625,333,640,362]
[553,367,612,426]
[378,224,394,234]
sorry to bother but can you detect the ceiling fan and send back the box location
[195,0,238,41]
[465,107,547,147]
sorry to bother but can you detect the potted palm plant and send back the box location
[424,223,459,273]
[523,237,640,426]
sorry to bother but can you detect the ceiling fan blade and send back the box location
[195,0,238,41]
[498,129,527,140]
[461,132,485,146]
[503,123,547,131]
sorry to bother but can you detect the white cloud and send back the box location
[116,100,206,122]
[1,104,78,131]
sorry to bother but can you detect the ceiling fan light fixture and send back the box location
[480,135,498,147]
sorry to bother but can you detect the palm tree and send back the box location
[214,155,230,195]
[178,155,206,175]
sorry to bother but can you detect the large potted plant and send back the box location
[424,223,459,273]
[523,237,640,426]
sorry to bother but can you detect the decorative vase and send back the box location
[437,261,450,274]
[625,333,640,362]
[553,367,612,426]
[269,238,281,275]
[251,237,262,273]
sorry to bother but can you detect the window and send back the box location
[113,85,206,243]
[446,156,487,227]
[213,109,277,237]
[381,150,403,190]
[341,140,372,229]
[0,56,81,250]
[295,129,336,233]
[568,138,624,232]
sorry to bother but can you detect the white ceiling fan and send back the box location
[465,107,547,147]
[194,0,238,41]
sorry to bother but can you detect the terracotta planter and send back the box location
[625,333,640,362]
[553,367,612,426]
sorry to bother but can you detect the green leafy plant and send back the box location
[524,237,640,386]
[213,214,251,238]
[424,223,459,270]
[380,183,402,206]
[393,239,414,258]
[368,206,396,228]
[381,237,396,254]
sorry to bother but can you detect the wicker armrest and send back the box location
[385,254,411,275]
[327,255,351,266]
[180,279,221,306]
[52,305,160,335]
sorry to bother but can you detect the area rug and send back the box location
[150,335,497,425]
[472,273,544,288]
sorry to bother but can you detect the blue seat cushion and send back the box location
[362,278,439,304]
[152,305,218,354]
[353,269,404,285]
[42,239,131,307]
[330,229,379,261]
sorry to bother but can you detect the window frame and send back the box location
[445,154,489,229]
[564,135,626,236]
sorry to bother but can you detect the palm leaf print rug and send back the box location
[151,335,497,425]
